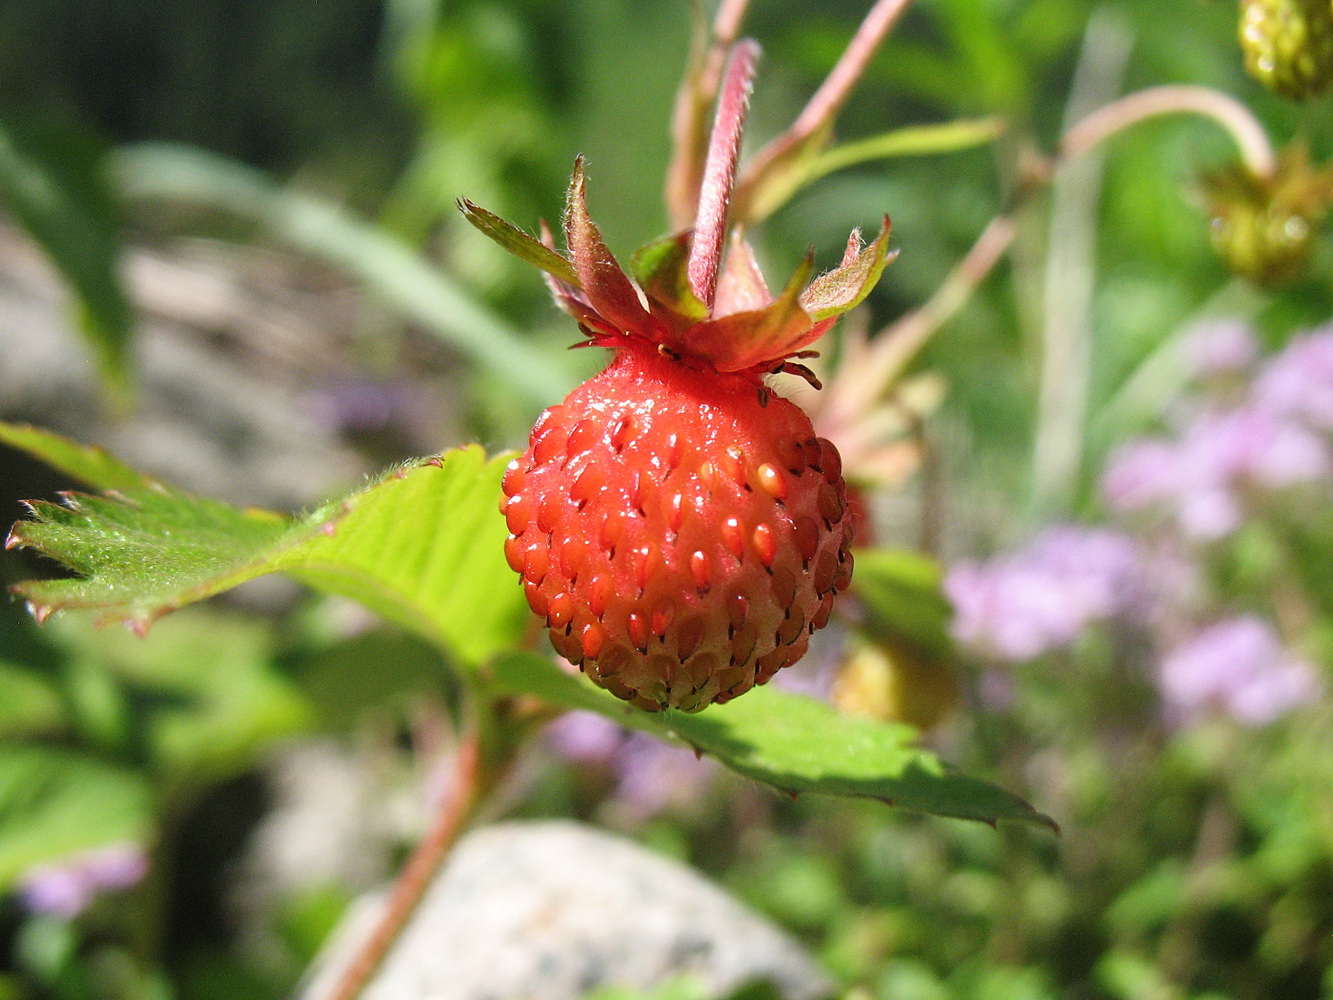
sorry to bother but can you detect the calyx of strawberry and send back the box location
[458,39,894,383]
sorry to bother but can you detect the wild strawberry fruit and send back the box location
[462,42,893,711]
[1239,0,1333,100]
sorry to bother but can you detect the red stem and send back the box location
[735,0,910,213]
[323,729,481,1000]
[687,39,760,310]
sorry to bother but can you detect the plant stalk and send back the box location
[322,727,482,1000]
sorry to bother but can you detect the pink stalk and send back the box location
[789,0,908,146]
[712,0,753,45]
[687,39,760,310]
[665,0,756,228]
[734,0,910,216]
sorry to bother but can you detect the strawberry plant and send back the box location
[3,0,1333,998]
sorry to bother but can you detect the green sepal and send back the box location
[800,217,896,321]
[630,229,709,323]
[457,197,580,288]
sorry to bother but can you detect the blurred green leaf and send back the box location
[0,116,133,403]
[0,746,151,891]
[0,662,64,740]
[52,610,311,790]
[804,119,1005,188]
[6,426,527,666]
[0,423,151,491]
[848,549,956,661]
[292,627,451,731]
[491,651,1056,829]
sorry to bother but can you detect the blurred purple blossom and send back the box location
[545,710,626,764]
[18,843,149,919]
[309,377,421,435]
[1253,328,1333,431]
[944,526,1144,661]
[545,711,716,822]
[1103,405,1328,539]
[1159,616,1321,727]
[1184,321,1258,378]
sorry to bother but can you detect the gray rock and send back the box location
[299,820,833,1000]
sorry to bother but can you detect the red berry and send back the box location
[463,143,891,711]
[502,343,853,711]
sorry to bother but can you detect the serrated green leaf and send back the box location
[0,746,152,891]
[6,431,527,667]
[0,116,133,403]
[490,651,1055,830]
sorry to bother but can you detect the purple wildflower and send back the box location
[545,710,626,764]
[1103,405,1328,539]
[17,843,149,919]
[1159,616,1321,726]
[944,526,1143,661]
[1253,328,1333,431]
[545,711,716,822]
[1184,321,1258,378]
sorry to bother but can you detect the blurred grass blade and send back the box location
[0,746,152,892]
[5,426,527,667]
[110,142,576,407]
[0,116,134,405]
[740,118,1002,222]
[804,118,1004,183]
[491,651,1057,830]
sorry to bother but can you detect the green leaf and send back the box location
[802,118,1004,185]
[490,652,1055,830]
[849,548,957,662]
[0,423,152,491]
[51,610,312,791]
[0,746,152,891]
[0,663,64,740]
[0,116,133,403]
[6,428,527,667]
[457,197,580,287]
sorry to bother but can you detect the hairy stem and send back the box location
[665,0,755,228]
[734,0,911,221]
[828,84,1276,425]
[688,39,760,309]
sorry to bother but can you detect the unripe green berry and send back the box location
[1239,0,1333,100]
